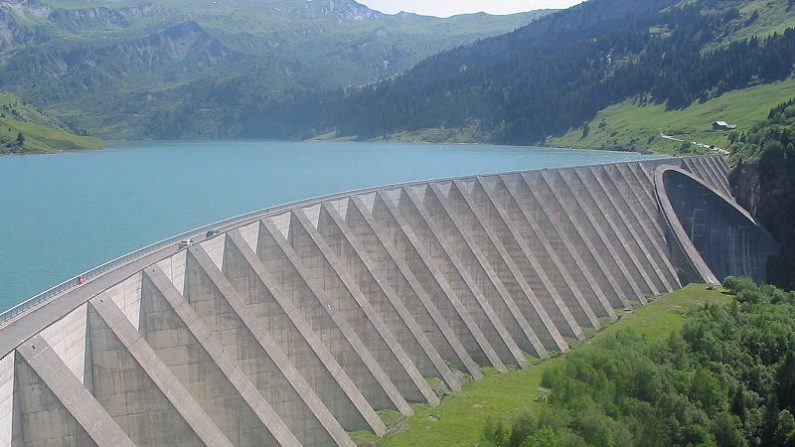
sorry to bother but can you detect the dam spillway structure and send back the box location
[0,154,777,447]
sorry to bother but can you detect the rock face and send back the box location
[0,21,240,99]
[48,4,158,31]
[729,151,795,288]
[0,0,550,138]
[0,155,767,447]
[0,0,45,51]
[276,0,383,21]
[0,0,50,17]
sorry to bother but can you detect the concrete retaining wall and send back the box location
[0,155,774,446]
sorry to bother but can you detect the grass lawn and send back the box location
[355,284,732,447]
[548,79,795,154]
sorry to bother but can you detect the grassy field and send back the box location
[0,118,105,153]
[370,79,795,152]
[547,79,795,154]
[0,91,105,154]
[728,0,795,45]
[353,284,731,447]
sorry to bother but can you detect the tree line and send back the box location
[211,0,795,145]
[476,277,795,447]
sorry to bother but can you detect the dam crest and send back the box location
[0,154,776,447]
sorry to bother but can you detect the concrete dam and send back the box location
[0,154,777,447]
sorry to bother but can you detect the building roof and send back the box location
[714,121,737,129]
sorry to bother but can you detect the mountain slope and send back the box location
[548,79,795,154]
[242,0,795,150]
[0,0,553,139]
[0,91,104,153]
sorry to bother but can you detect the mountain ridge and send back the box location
[0,0,554,140]
[240,0,795,152]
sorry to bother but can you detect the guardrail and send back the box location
[0,205,277,326]
[0,179,416,326]
[0,154,673,328]
[0,231,198,325]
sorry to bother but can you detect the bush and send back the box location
[479,281,795,447]
[723,276,756,294]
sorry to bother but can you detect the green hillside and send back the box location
[0,0,552,140]
[0,91,104,154]
[548,79,795,154]
[474,279,795,447]
[253,0,795,152]
[6,0,795,150]
[548,0,795,154]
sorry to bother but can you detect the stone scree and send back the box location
[0,155,777,446]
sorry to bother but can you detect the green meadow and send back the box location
[352,285,731,447]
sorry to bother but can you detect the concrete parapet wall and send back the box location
[0,154,771,446]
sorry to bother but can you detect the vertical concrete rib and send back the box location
[346,195,482,379]
[258,218,408,413]
[142,266,302,447]
[612,164,683,288]
[471,176,585,340]
[717,156,733,194]
[290,209,438,405]
[426,183,549,359]
[685,158,719,192]
[401,186,526,368]
[703,156,732,196]
[587,165,678,292]
[533,171,645,304]
[695,157,723,194]
[557,168,660,296]
[493,174,608,325]
[615,160,682,286]
[373,190,504,370]
[449,179,567,352]
[685,157,715,187]
[681,157,699,179]
[625,162,665,228]
[509,173,627,310]
[617,163,667,238]
[499,173,616,320]
[16,336,135,447]
[88,297,234,447]
[519,173,629,308]
[199,236,379,440]
[700,156,729,195]
[712,156,732,194]
[318,202,458,392]
[13,350,98,447]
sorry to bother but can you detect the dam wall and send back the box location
[0,154,775,446]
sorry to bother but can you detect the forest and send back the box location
[475,278,795,447]
[206,0,795,145]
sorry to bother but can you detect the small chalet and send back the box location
[713,121,737,131]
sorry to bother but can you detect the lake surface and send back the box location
[0,140,661,311]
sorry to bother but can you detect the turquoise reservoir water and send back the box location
[0,140,660,311]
